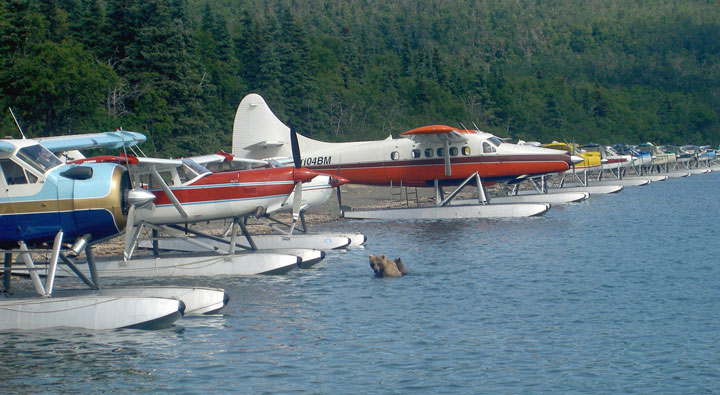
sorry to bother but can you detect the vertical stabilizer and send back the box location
[232,94,293,159]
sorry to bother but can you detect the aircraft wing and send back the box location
[400,125,469,144]
[190,153,269,169]
[70,155,180,170]
[37,130,146,153]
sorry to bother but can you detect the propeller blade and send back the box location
[123,204,136,261]
[289,181,303,234]
[336,185,344,215]
[290,128,302,168]
[292,181,303,219]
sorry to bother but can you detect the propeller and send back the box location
[288,127,303,234]
[118,135,155,261]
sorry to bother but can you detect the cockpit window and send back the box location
[488,136,502,146]
[483,142,496,153]
[16,144,62,174]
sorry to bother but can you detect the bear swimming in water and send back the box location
[369,254,407,278]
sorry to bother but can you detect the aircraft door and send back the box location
[0,160,9,215]
[55,175,77,238]
[0,158,61,243]
[383,143,403,184]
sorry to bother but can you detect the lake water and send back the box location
[2,172,720,393]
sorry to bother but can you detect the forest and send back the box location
[1,0,719,157]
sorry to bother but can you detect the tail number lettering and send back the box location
[302,156,331,166]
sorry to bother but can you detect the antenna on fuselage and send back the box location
[8,108,26,139]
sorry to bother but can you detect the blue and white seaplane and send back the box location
[230,93,593,220]
[1,130,227,330]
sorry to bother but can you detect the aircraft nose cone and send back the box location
[127,187,156,208]
[329,175,350,187]
[570,155,585,164]
[293,168,320,183]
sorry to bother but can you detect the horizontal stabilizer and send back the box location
[244,140,286,150]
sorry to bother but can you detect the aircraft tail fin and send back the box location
[232,94,293,160]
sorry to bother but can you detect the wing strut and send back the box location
[434,172,490,207]
[444,138,451,177]
[151,166,189,218]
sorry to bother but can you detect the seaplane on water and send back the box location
[0,129,227,330]
[65,148,350,275]
[203,154,367,249]
[230,93,590,220]
[570,143,658,187]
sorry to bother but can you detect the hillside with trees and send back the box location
[1,0,718,156]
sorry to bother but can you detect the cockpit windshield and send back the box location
[488,136,502,146]
[178,158,210,183]
[15,144,62,174]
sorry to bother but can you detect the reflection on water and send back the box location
[0,328,183,392]
[2,173,720,392]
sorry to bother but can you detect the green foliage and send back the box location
[1,0,719,152]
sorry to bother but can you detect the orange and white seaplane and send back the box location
[230,93,589,220]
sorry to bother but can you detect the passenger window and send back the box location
[411,149,421,158]
[437,148,444,157]
[1,159,28,185]
[152,171,174,187]
[424,148,434,158]
[462,146,471,156]
[390,151,399,160]
[449,147,458,156]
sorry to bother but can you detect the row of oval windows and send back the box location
[390,146,470,160]
[389,142,499,160]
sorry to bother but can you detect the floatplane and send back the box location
[203,157,367,249]
[634,142,693,178]
[534,141,634,194]
[64,147,356,275]
[1,129,227,330]
[230,93,590,220]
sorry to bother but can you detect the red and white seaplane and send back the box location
[231,93,590,220]
[63,148,351,275]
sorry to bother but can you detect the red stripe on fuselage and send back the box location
[306,155,571,186]
[150,167,297,205]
